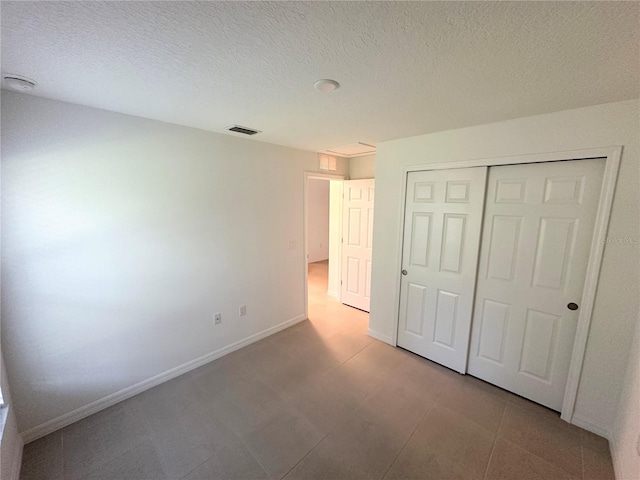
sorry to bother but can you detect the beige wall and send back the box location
[349,154,375,179]
[307,179,330,263]
[369,99,639,437]
[1,91,349,437]
[612,318,640,479]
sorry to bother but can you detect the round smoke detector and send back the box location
[2,74,37,92]
[314,79,340,92]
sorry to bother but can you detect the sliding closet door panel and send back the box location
[397,167,487,373]
[468,159,605,411]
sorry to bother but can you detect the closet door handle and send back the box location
[401,270,408,276]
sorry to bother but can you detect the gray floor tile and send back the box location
[62,403,149,480]
[20,430,63,480]
[436,374,508,433]
[485,438,579,480]
[143,399,240,479]
[242,410,325,479]
[180,439,269,480]
[208,375,291,437]
[79,441,167,480]
[582,430,616,480]
[283,443,377,480]
[356,377,434,437]
[384,405,495,480]
[313,412,413,480]
[498,400,583,477]
[286,370,364,436]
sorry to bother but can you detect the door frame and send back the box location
[391,146,621,424]
[303,172,345,321]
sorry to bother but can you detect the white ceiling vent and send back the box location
[226,125,261,136]
[326,142,376,157]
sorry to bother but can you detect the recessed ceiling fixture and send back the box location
[226,125,261,135]
[2,73,37,92]
[314,79,340,92]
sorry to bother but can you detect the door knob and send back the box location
[401,270,408,275]
[567,303,579,311]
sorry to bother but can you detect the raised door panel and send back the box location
[518,309,560,383]
[347,208,362,247]
[433,289,459,348]
[531,218,577,291]
[486,216,521,281]
[346,257,360,295]
[476,299,510,365]
[405,283,428,337]
[440,214,467,274]
[409,213,432,268]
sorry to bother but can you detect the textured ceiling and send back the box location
[2,1,639,153]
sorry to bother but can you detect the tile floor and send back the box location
[20,261,616,480]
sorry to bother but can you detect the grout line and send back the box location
[380,400,435,480]
[280,349,404,479]
[278,426,329,480]
[499,437,580,479]
[237,434,275,480]
[481,400,506,480]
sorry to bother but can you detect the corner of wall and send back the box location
[1,356,24,480]
[609,316,640,480]
[367,328,393,345]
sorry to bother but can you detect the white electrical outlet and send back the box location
[239,305,247,316]
[214,313,222,325]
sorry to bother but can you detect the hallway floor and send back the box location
[20,260,615,480]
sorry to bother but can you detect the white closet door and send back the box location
[397,167,487,373]
[341,179,375,312]
[468,159,605,411]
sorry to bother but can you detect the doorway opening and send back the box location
[304,173,344,321]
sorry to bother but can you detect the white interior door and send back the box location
[397,167,487,373]
[341,179,375,312]
[468,159,605,411]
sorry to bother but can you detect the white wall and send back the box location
[307,179,330,263]
[1,91,349,437]
[612,317,640,480]
[0,354,23,480]
[369,99,639,437]
[349,154,375,179]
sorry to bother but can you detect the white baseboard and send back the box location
[326,289,337,298]
[20,314,307,444]
[571,412,611,439]
[367,329,394,345]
